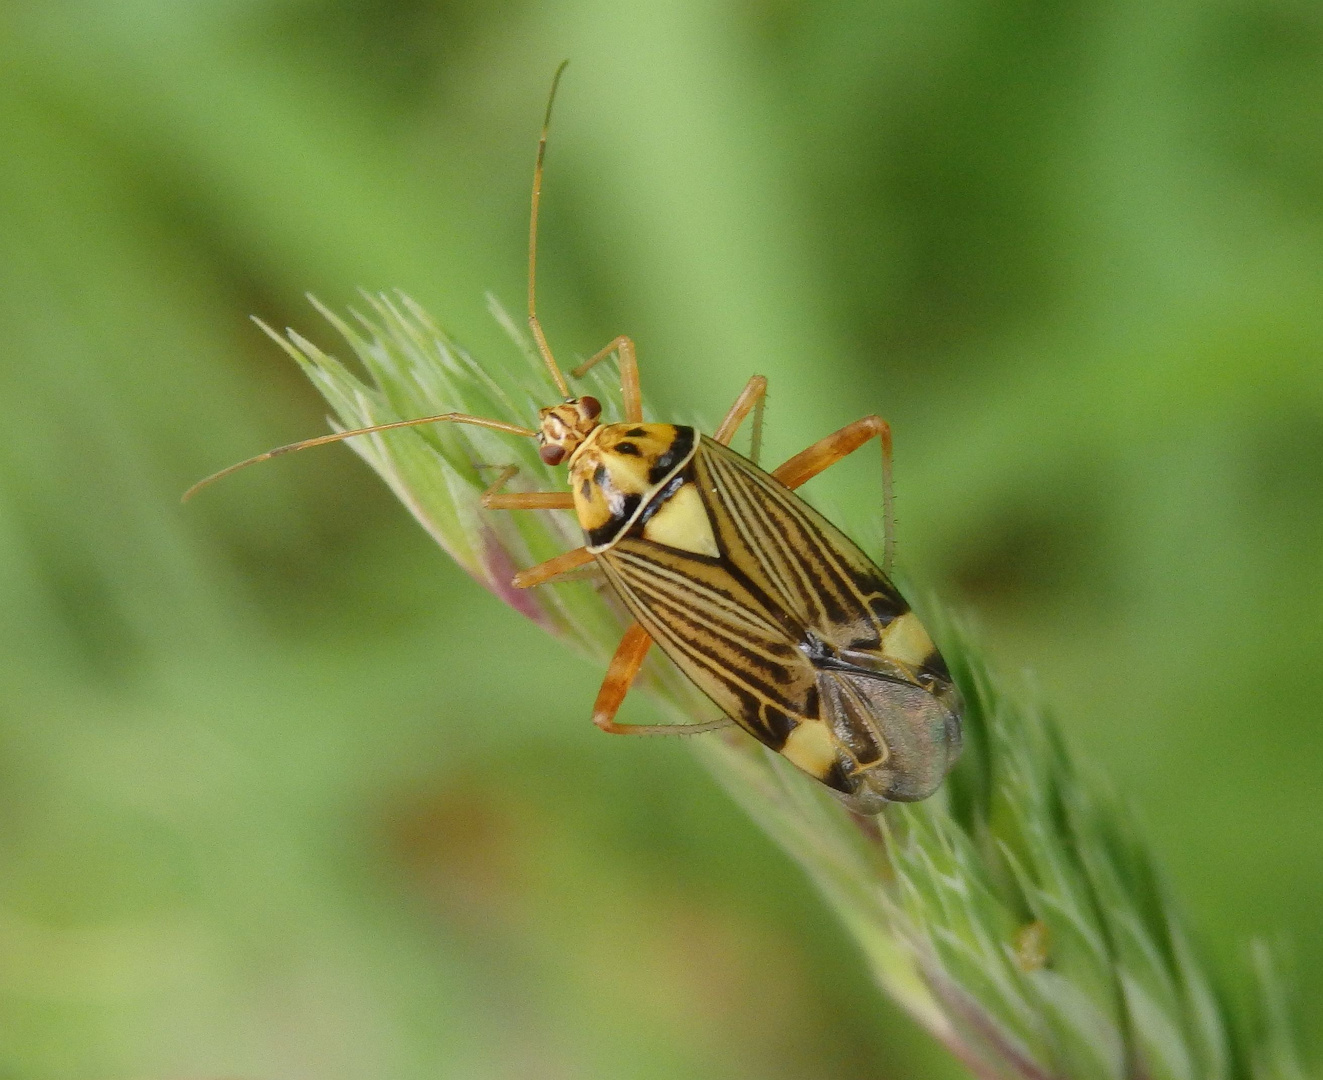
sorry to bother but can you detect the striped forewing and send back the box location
[596,537,817,746]
[693,436,906,651]
[594,437,907,750]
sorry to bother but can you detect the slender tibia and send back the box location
[479,464,575,511]
[512,546,596,589]
[570,336,642,423]
[713,375,767,460]
[772,415,896,573]
[592,624,734,736]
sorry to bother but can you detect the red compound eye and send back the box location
[578,395,602,420]
[539,444,566,466]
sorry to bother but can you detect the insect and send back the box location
[186,63,962,813]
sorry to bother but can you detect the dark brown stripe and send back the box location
[920,650,951,684]
[599,550,818,734]
[721,451,870,623]
[634,472,687,530]
[759,704,797,750]
[821,758,854,794]
[702,438,907,635]
[608,554,804,695]
[586,493,641,548]
[648,426,695,484]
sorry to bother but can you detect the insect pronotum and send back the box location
[186,62,963,813]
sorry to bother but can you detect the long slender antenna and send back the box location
[529,60,572,398]
[182,412,537,502]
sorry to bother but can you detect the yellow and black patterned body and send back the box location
[568,423,962,813]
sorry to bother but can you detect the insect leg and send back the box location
[479,464,575,510]
[772,415,896,573]
[512,546,596,588]
[570,336,642,423]
[713,375,767,462]
[592,624,734,735]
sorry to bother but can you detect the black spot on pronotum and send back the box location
[593,464,608,488]
[625,427,647,437]
[614,442,641,456]
[647,426,696,484]
[586,520,620,549]
[580,480,593,499]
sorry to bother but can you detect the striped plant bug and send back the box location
[185,63,962,813]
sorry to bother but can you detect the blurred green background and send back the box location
[2,0,1321,1076]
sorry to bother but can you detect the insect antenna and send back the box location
[182,412,537,502]
[528,59,572,400]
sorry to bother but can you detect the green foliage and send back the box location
[3,1,1322,1076]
